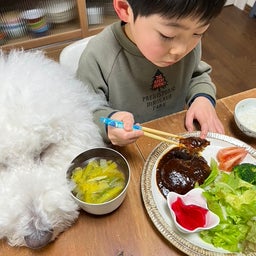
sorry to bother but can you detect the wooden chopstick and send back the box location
[140,126,185,145]
[143,131,180,145]
[141,126,181,139]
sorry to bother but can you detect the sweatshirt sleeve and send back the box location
[186,42,217,106]
[76,38,118,143]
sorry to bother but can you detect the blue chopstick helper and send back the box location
[100,117,142,130]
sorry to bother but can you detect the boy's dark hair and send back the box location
[127,0,226,24]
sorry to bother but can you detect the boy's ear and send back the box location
[113,0,131,22]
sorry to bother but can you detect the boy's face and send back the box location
[124,12,209,67]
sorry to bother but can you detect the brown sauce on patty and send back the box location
[179,136,210,152]
[156,137,211,197]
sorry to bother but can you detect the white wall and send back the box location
[224,0,254,9]
[234,0,254,9]
[225,0,235,5]
[234,0,247,9]
[247,0,255,7]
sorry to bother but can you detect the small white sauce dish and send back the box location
[234,98,256,138]
[167,188,220,233]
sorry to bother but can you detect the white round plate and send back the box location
[141,132,256,256]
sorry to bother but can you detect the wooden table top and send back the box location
[1,88,255,256]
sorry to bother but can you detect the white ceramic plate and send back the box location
[46,1,76,14]
[141,132,256,256]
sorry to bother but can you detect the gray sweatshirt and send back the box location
[77,21,216,142]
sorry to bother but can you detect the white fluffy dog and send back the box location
[0,50,105,249]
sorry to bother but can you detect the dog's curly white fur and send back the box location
[0,50,105,248]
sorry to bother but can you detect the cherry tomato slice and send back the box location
[216,146,247,172]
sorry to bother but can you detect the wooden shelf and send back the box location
[1,20,82,50]
[0,0,118,59]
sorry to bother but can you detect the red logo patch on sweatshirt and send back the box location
[151,69,168,90]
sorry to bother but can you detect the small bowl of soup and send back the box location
[67,147,130,215]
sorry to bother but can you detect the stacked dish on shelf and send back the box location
[0,30,6,45]
[44,0,77,24]
[21,9,49,36]
[87,6,104,25]
[1,11,26,39]
[0,0,78,42]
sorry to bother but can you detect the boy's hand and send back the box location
[185,96,225,138]
[107,111,144,146]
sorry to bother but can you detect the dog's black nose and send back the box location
[24,229,53,249]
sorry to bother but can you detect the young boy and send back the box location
[77,0,225,146]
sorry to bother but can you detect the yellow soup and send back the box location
[71,159,125,204]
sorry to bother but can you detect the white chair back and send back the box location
[59,35,95,74]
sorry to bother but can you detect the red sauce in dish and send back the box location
[171,197,208,231]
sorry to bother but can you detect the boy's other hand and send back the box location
[185,96,225,138]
